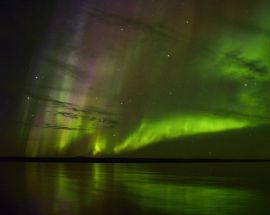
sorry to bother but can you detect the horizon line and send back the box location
[0,157,269,163]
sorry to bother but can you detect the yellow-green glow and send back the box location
[115,115,252,153]
[93,135,107,155]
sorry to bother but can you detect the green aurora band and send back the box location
[114,115,251,153]
[19,0,270,157]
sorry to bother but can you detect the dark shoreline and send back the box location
[0,157,269,163]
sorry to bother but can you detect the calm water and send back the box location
[1,162,270,215]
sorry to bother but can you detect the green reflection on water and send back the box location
[115,165,253,215]
[24,163,258,215]
[123,180,251,215]
[25,163,107,215]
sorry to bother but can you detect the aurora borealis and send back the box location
[13,0,270,157]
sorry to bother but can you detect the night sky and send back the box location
[2,0,270,158]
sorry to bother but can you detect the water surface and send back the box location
[1,162,270,214]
